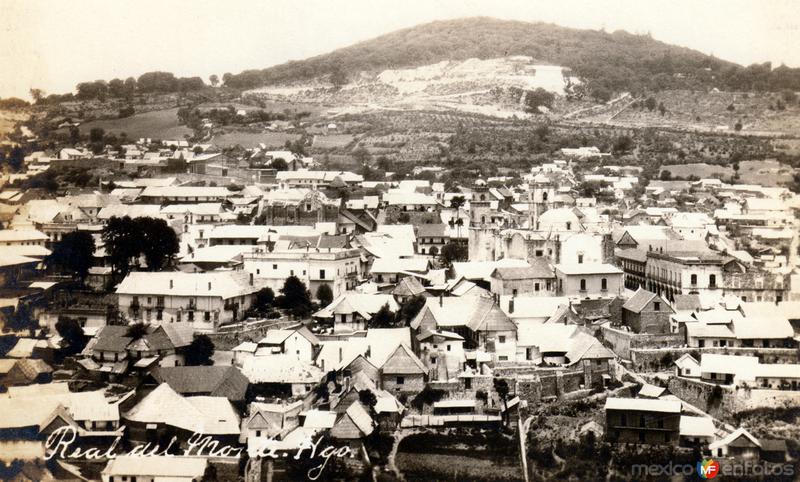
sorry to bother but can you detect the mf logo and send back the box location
[697,459,720,479]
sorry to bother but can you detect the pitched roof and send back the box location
[623,288,658,313]
[679,416,715,437]
[491,262,554,280]
[392,277,428,297]
[151,366,249,400]
[123,383,240,434]
[380,344,427,375]
[116,270,265,299]
[709,428,761,450]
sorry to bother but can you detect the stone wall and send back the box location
[631,346,799,372]
[207,318,298,350]
[600,326,684,360]
[668,376,800,419]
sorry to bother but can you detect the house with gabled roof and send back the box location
[380,344,428,394]
[410,295,516,361]
[489,259,556,296]
[313,293,399,333]
[123,383,240,447]
[330,401,376,446]
[254,326,321,363]
[150,365,249,404]
[622,288,674,334]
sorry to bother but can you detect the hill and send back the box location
[224,17,800,98]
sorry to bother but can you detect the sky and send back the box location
[2,0,799,99]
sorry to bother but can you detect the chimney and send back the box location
[169,279,173,289]
[509,297,515,314]
[249,273,254,286]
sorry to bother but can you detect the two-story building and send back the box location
[554,263,623,298]
[604,397,681,445]
[115,271,267,332]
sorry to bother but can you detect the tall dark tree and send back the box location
[398,295,426,324]
[494,377,510,425]
[46,231,95,280]
[439,241,467,268]
[186,334,215,366]
[316,283,333,307]
[370,303,395,328]
[136,217,179,271]
[279,276,312,317]
[55,317,88,356]
[102,216,179,275]
[102,216,142,276]
[126,322,149,340]
[358,389,378,414]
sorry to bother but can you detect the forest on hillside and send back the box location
[224,17,800,100]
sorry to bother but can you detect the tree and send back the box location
[209,74,219,87]
[734,121,743,131]
[135,217,179,271]
[89,127,105,143]
[126,322,149,340]
[612,135,634,153]
[352,147,371,165]
[494,377,510,424]
[358,389,378,414]
[329,67,348,88]
[279,276,312,317]
[316,283,333,307]
[658,102,666,116]
[370,303,395,328]
[55,317,87,356]
[29,88,44,103]
[271,158,288,171]
[450,195,466,210]
[644,96,657,111]
[186,334,215,366]
[102,216,141,276]
[46,231,95,281]
[397,295,426,324]
[252,287,275,313]
[439,241,467,268]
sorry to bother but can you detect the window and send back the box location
[204,311,211,322]
[320,269,326,279]
[446,345,451,351]
[535,249,544,257]
[498,336,506,343]
[464,378,472,389]
[580,279,587,291]
[512,289,518,296]
[639,415,645,427]
[578,254,584,264]
[534,283,540,292]
[188,311,194,322]
[639,431,646,443]
[690,274,697,285]
[658,420,664,429]
[620,414,627,426]
[709,274,716,287]
[653,301,660,311]
[396,376,405,385]
[499,355,508,361]
[255,430,261,437]
[273,264,277,270]
[601,278,608,290]
[156,309,163,321]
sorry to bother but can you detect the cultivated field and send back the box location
[79,108,192,140]
[662,159,796,186]
[311,134,355,149]
[211,130,300,148]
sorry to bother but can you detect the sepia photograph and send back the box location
[1,0,799,480]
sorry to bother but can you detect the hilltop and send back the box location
[224,17,800,99]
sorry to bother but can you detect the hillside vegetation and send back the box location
[224,17,800,99]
